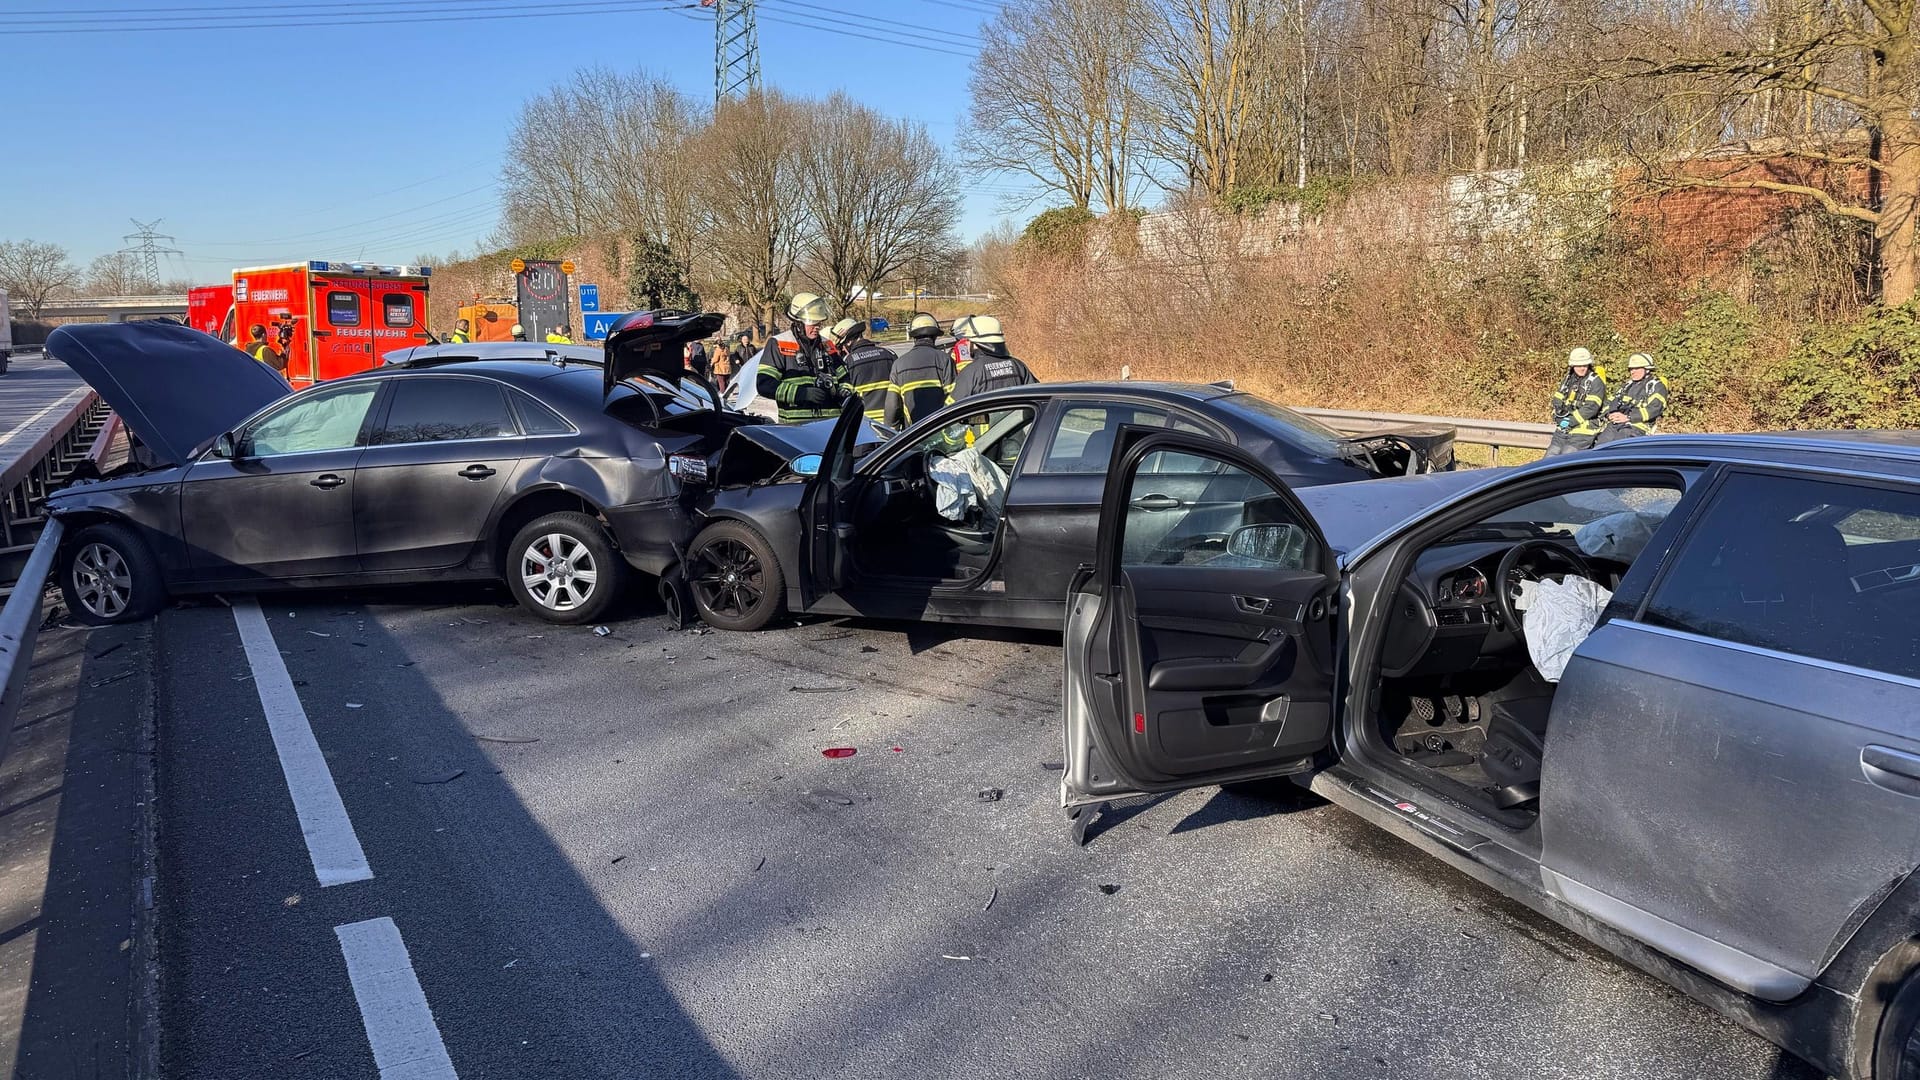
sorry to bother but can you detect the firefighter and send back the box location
[827,318,897,424]
[448,318,472,345]
[756,293,852,423]
[511,323,527,342]
[1594,353,1669,445]
[884,312,955,429]
[245,323,287,373]
[1544,347,1607,457]
[949,315,1036,402]
[545,324,574,344]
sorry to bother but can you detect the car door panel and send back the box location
[179,448,365,581]
[354,441,522,571]
[1062,429,1338,809]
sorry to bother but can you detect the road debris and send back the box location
[1040,761,1064,771]
[822,747,856,759]
[806,788,856,805]
[593,626,612,637]
[860,645,879,653]
[1099,883,1120,895]
[791,685,854,694]
[414,769,465,785]
[89,670,135,687]
[753,856,767,872]
[976,787,1003,803]
[941,954,972,961]
[983,885,998,912]
[307,631,330,638]
[611,855,626,865]
[345,702,364,709]
[474,734,540,744]
[889,746,904,753]
[503,959,519,969]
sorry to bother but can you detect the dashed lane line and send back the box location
[231,598,373,887]
[335,918,460,1080]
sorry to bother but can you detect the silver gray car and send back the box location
[1060,429,1920,1079]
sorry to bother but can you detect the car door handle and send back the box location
[310,474,346,489]
[459,464,497,480]
[1131,493,1182,512]
[1234,595,1271,614]
[1862,745,1920,798]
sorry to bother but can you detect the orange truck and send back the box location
[456,301,519,342]
[190,261,433,387]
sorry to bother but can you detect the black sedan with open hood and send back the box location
[44,314,769,625]
[668,380,1458,632]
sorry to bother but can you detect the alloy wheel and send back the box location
[73,542,133,619]
[520,532,599,611]
[690,538,763,619]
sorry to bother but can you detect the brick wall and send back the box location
[1617,157,1874,274]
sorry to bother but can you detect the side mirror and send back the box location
[214,432,240,459]
[789,453,823,477]
[1227,522,1308,568]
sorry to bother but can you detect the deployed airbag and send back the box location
[1524,576,1613,683]
[929,449,1008,523]
[1575,509,1662,562]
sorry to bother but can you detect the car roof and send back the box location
[1591,430,1920,478]
[962,380,1243,406]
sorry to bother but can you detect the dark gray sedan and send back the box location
[1059,426,1920,1079]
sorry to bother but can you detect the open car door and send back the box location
[1062,429,1340,834]
[796,396,868,609]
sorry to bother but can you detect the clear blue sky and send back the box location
[0,0,1038,281]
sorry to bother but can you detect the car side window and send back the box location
[1643,471,1920,679]
[1041,403,1207,474]
[507,388,575,435]
[372,377,519,445]
[243,383,381,457]
[1119,448,1313,570]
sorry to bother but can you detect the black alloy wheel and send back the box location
[686,520,785,632]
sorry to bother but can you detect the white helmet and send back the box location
[787,292,831,325]
[952,314,1005,345]
[1567,347,1593,368]
[827,318,866,345]
[1627,352,1655,370]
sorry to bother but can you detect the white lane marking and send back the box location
[336,918,460,1080]
[0,388,87,446]
[232,598,373,886]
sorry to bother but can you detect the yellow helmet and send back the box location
[952,314,1004,345]
[787,292,831,325]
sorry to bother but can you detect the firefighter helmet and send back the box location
[510,323,525,337]
[1567,347,1593,368]
[1627,352,1654,370]
[952,314,1004,345]
[787,292,831,325]
[908,312,941,339]
[827,318,867,344]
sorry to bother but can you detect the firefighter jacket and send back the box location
[950,345,1037,402]
[885,341,956,428]
[1552,371,1608,436]
[839,339,897,424]
[1604,374,1669,434]
[756,331,851,423]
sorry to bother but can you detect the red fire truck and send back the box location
[187,284,235,339]
[189,261,433,387]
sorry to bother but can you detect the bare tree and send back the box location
[696,91,813,325]
[0,239,78,318]
[86,250,155,295]
[966,0,1147,213]
[800,95,962,307]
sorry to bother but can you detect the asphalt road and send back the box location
[60,582,1823,1078]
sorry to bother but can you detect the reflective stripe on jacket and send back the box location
[885,342,955,428]
[758,333,849,423]
[1605,374,1669,433]
[950,350,1036,402]
[1553,372,1608,436]
[840,340,896,423]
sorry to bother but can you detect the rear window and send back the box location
[508,388,574,435]
[382,293,414,329]
[327,291,361,327]
[1214,393,1346,456]
[373,377,517,444]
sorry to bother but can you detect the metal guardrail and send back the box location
[0,392,110,587]
[1293,406,1554,465]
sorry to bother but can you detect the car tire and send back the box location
[1872,965,1920,1080]
[59,522,165,625]
[685,520,786,632]
[505,512,626,625]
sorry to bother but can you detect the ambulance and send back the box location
[186,284,235,340]
[193,262,433,387]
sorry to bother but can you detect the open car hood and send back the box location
[603,310,727,398]
[714,415,887,487]
[47,321,291,467]
[1337,423,1457,474]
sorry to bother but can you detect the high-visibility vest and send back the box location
[545,332,573,344]
[448,330,471,344]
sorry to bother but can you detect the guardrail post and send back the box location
[1490,445,1501,467]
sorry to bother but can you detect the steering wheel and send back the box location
[1495,539,1595,630]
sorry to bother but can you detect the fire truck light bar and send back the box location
[307,261,432,276]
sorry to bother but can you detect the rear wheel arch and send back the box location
[491,487,603,570]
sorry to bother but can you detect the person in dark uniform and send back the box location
[756,293,852,423]
[826,318,897,424]
[245,324,287,373]
[1545,347,1608,457]
[1594,354,1669,445]
[948,315,1035,402]
[884,312,954,428]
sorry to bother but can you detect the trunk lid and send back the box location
[603,310,727,398]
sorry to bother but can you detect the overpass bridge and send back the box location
[29,294,189,323]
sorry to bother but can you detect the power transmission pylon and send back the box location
[119,218,182,287]
[708,0,761,104]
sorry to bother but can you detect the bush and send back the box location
[1755,302,1920,429]
[1019,207,1096,257]
[1648,291,1759,431]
